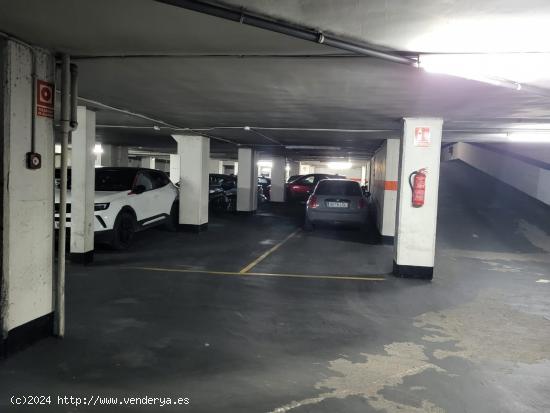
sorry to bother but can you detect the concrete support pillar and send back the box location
[69,107,95,264]
[394,118,443,280]
[172,135,209,231]
[169,154,180,183]
[0,40,55,354]
[208,158,223,174]
[287,160,300,181]
[361,165,367,186]
[140,156,155,169]
[270,156,286,202]
[100,144,128,167]
[237,148,258,213]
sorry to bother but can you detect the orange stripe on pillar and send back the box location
[384,181,398,191]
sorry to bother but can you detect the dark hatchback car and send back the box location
[305,179,369,231]
[286,173,345,203]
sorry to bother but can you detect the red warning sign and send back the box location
[414,127,431,147]
[36,79,54,118]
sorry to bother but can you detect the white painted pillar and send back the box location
[140,156,155,169]
[270,156,286,202]
[287,160,300,181]
[101,144,128,167]
[1,40,55,349]
[172,135,209,231]
[394,118,443,279]
[207,158,224,174]
[169,154,180,183]
[114,146,128,166]
[70,107,95,264]
[237,148,258,212]
[361,165,367,186]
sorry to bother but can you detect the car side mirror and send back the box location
[133,184,146,194]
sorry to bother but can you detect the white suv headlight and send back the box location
[94,203,110,211]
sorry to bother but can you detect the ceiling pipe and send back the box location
[155,0,417,66]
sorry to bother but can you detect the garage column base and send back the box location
[381,235,394,245]
[234,210,256,216]
[70,250,94,265]
[178,223,208,233]
[393,260,433,280]
[0,313,54,359]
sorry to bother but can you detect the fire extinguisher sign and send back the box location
[414,127,431,147]
[36,79,54,119]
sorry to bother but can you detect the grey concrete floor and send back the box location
[1,160,549,412]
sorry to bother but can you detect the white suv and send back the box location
[55,167,179,249]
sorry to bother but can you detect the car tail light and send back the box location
[358,198,366,209]
[307,195,319,208]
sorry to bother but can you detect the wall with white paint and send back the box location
[1,41,55,332]
[370,139,400,237]
[313,165,365,182]
[499,142,550,163]
[453,142,550,206]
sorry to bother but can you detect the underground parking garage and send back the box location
[1,0,550,412]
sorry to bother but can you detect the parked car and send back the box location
[258,176,271,200]
[55,167,179,249]
[286,173,345,203]
[209,173,266,210]
[287,175,302,183]
[304,179,369,231]
[208,174,233,210]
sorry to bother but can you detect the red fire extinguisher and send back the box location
[409,168,427,208]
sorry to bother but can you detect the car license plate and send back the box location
[327,201,348,208]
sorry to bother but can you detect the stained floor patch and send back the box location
[267,342,445,413]
[415,290,550,363]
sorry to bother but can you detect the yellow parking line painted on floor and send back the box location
[124,266,386,282]
[239,228,302,274]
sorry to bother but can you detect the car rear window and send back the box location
[315,180,362,196]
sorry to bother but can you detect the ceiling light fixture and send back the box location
[419,54,514,88]
[416,53,550,91]
[153,125,161,131]
[244,126,251,131]
[507,132,550,143]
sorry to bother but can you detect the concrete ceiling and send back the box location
[2,0,550,159]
